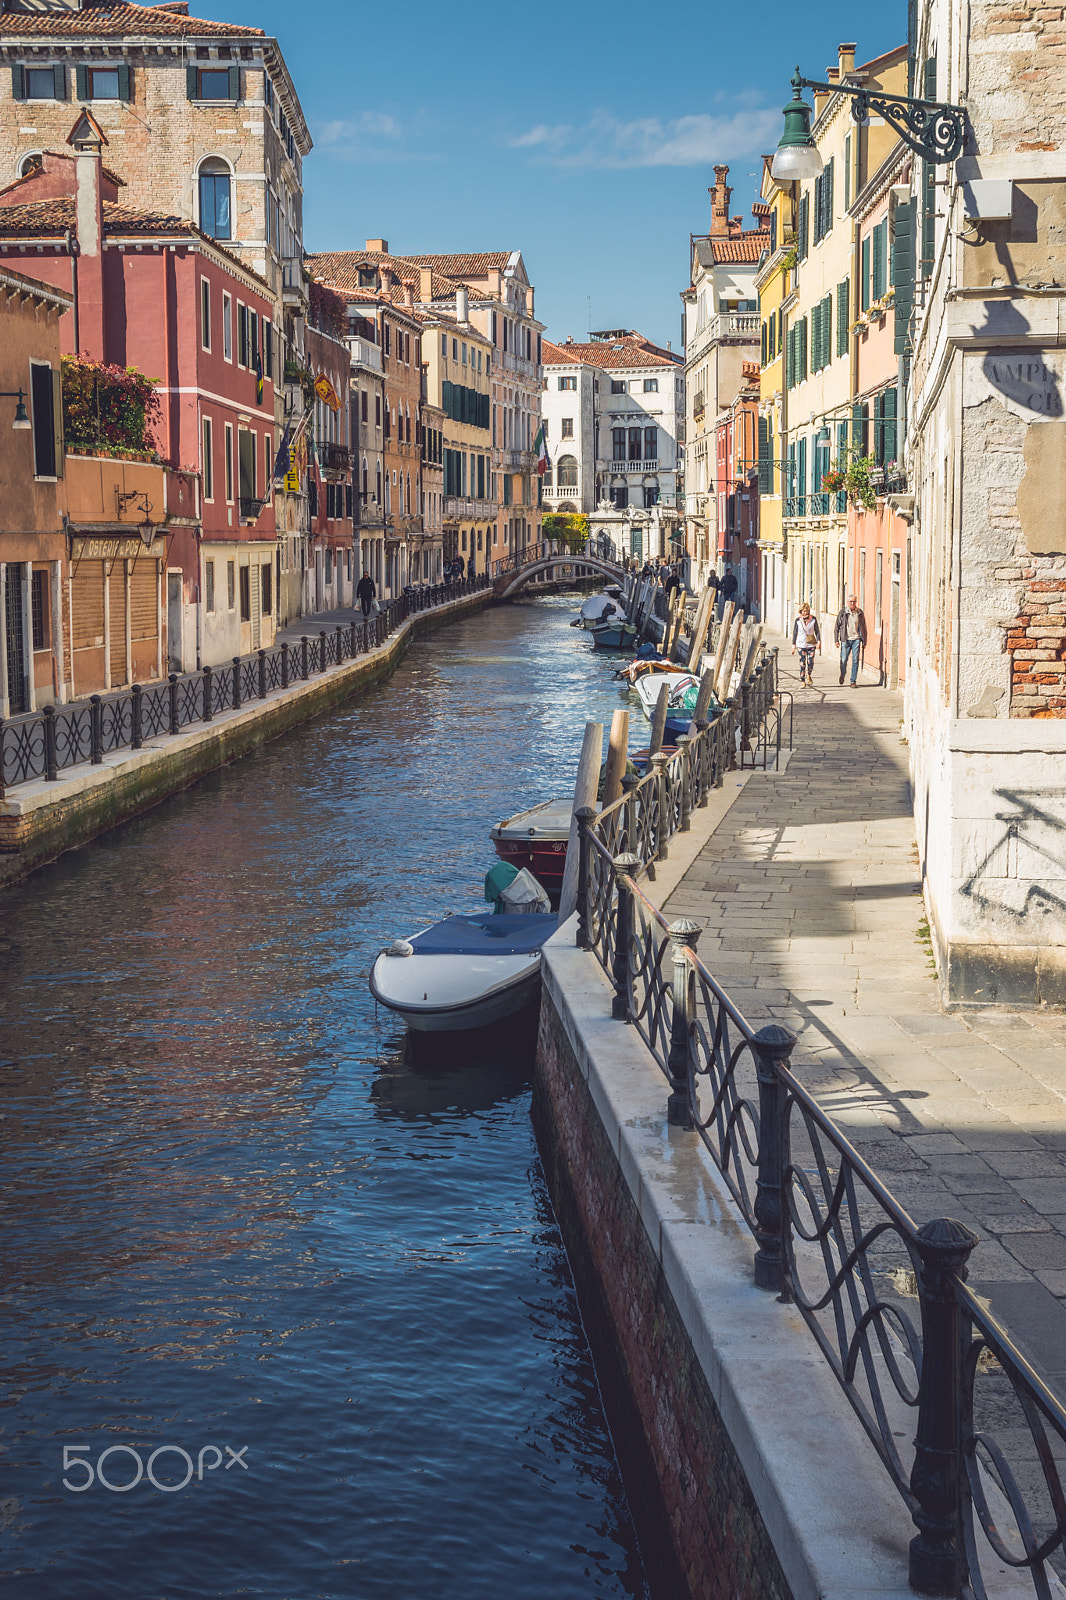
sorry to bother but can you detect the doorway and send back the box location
[5,564,27,714]
[167,572,183,672]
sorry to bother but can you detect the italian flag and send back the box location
[535,422,550,476]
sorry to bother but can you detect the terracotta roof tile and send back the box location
[399,252,511,278]
[0,2,263,38]
[706,232,770,264]
[307,249,465,304]
[540,333,680,371]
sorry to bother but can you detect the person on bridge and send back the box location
[357,571,376,618]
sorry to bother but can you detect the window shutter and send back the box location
[785,326,793,389]
[54,63,67,100]
[760,321,767,366]
[812,173,822,244]
[52,366,65,480]
[893,199,914,355]
[883,386,898,462]
[921,59,937,273]
[798,195,809,260]
[837,279,849,357]
[76,64,88,100]
[825,294,833,366]
[861,236,871,310]
[12,64,25,100]
[118,62,131,101]
[799,317,807,380]
[824,157,834,233]
[872,222,886,301]
[187,64,199,99]
[229,64,240,100]
[757,416,770,493]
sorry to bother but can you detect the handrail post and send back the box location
[130,685,142,749]
[319,631,328,673]
[43,704,58,781]
[751,1024,797,1291]
[575,805,596,950]
[202,664,213,722]
[908,1218,979,1597]
[651,751,670,862]
[676,733,692,832]
[336,623,343,664]
[611,854,641,1020]
[91,693,105,760]
[621,769,640,864]
[168,672,180,735]
[667,919,701,1126]
[349,620,356,659]
[258,648,267,699]
[280,641,289,689]
[232,656,241,709]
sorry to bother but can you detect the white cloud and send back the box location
[509,107,780,169]
[314,110,428,162]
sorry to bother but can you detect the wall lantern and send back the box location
[1,387,32,429]
[771,65,967,183]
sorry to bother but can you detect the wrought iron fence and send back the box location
[0,576,490,795]
[575,798,1066,1598]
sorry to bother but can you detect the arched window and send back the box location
[198,158,232,241]
[17,152,42,179]
[557,455,578,488]
[406,473,411,512]
[376,465,382,505]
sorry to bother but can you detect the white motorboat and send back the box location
[578,591,626,630]
[633,670,699,720]
[369,911,557,1033]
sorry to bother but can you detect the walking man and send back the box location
[835,593,868,687]
[356,569,376,618]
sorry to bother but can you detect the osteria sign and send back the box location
[72,535,165,560]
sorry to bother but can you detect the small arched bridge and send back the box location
[491,540,625,599]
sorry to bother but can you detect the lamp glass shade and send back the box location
[12,399,31,430]
[771,143,824,182]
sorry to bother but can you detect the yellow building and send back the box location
[767,41,907,642]
[419,298,495,576]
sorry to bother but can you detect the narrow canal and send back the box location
[0,596,659,1600]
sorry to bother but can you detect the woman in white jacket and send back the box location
[791,603,821,687]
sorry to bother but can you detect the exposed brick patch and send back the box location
[534,998,794,1600]
[1007,578,1066,715]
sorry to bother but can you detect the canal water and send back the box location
[0,597,658,1600]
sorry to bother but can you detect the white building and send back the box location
[541,331,683,564]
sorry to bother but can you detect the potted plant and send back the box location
[844,455,878,510]
[822,465,847,495]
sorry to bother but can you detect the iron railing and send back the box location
[0,576,491,796]
[574,748,1066,1598]
[491,538,623,581]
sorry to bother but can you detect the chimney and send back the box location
[838,42,857,78]
[402,280,413,307]
[67,111,106,359]
[419,266,433,300]
[813,85,831,118]
[708,164,732,237]
[456,286,468,324]
[366,238,388,254]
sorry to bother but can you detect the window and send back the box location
[561,417,574,438]
[31,570,48,649]
[205,559,215,614]
[264,322,273,379]
[202,416,214,501]
[375,394,381,428]
[199,159,232,242]
[643,378,658,393]
[238,428,256,507]
[16,65,66,100]
[610,379,625,394]
[227,560,236,610]
[262,561,272,615]
[628,427,641,461]
[264,431,271,495]
[30,361,62,479]
[76,65,129,101]
[239,565,251,622]
[557,455,577,487]
[612,427,626,462]
[224,422,234,501]
[557,375,576,391]
[237,304,250,368]
[187,65,238,101]
[644,426,657,460]
[200,278,211,352]
[836,279,850,358]
[222,293,232,361]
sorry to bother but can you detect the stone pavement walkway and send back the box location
[662,635,1066,1396]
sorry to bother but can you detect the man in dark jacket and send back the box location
[835,594,868,686]
[356,570,376,618]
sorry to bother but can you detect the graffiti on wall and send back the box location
[961,787,1066,921]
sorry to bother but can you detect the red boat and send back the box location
[490,799,573,899]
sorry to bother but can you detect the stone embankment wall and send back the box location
[0,591,490,888]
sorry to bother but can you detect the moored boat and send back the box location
[370,912,557,1033]
[633,670,700,720]
[590,620,637,651]
[491,797,574,898]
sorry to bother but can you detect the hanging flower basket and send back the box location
[822,468,847,494]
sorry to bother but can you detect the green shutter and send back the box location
[798,195,809,260]
[758,415,770,492]
[117,62,131,101]
[851,402,863,452]
[921,59,937,272]
[187,65,199,99]
[229,64,240,100]
[799,317,807,381]
[76,64,88,100]
[812,173,822,245]
[861,236,871,310]
[52,365,65,480]
[837,279,849,357]
[883,387,898,463]
[54,63,67,100]
[893,200,914,355]
[825,294,833,366]
[824,157,834,234]
[12,64,24,100]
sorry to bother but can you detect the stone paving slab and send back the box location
[661,636,1066,1394]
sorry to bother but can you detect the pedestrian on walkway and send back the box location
[835,594,868,687]
[792,602,821,687]
[356,570,376,618]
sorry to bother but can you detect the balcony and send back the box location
[499,349,537,379]
[601,458,661,474]
[547,485,579,500]
[500,448,535,470]
[281,256,308,307]
[320,442,351,476]
[688,311,760,361]
[443,496,498,522]
[240,496,265,523]
[349,336,382,373]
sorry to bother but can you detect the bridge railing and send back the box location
[491,538,622,581]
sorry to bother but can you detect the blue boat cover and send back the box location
[413,912,558,956]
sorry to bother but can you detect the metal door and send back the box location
[251,561,261,650]
[5,564,27,714]
[167,572,183,672]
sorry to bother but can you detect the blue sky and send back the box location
[209,0,904,350]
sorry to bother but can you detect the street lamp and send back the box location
[0,387,32,429]
[771,65,967,182]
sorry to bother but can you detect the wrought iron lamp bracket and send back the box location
[795,71,966,164]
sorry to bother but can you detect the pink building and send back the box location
[0,112,280,671]
[847,151,911,688]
